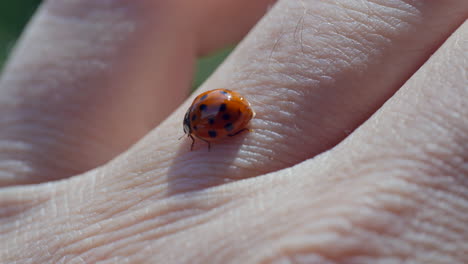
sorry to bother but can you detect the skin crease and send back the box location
[0,0,467,263]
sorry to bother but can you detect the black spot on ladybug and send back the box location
[200,104,207,111]
[208,117,215,125]
[208,130,217,138]
[222,113,231,120]
[219,104,227,112]
[224,123,234,132]
[200,94,208,101]
[220,90,228,95]
[193,125,198,130]
[191,114,197,121]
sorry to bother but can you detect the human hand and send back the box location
[1,0,467,263]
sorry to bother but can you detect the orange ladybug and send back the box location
[182,89,255,150]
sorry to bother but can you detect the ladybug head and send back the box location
[183,109,191,135]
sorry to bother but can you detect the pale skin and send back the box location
[0,0,467,263]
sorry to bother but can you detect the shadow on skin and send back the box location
[165,131,248,195]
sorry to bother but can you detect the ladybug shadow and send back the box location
[166,133,248,195]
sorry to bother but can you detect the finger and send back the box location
[194,0,276,55]
[330,20,468,187]
[103,0,468,193]
[0,0,272,186]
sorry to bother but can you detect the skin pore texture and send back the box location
[0,0,467,263]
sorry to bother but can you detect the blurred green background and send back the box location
[0,1,40,66]
[0,1,230,89]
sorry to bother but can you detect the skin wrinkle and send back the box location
[0,127,115,181]
[260,183,388,260]
[92,219,209,262]
[116,150,175,178]
[325,200,411,248]
[352,101,465,181]
[358,113,457,175]
[407,217,464,261]
[235,148,277,170]
[100,172,167,200]
[65,195,247,263]
[341,6,397,44]
[0,184,57,228]
[42,0,173,44]
[87,175,174,219]
[4,5,136,86]
[275,254,336,264]
[319,2,401,47]
[418,77,467,150]
[236,146,282,170]
[252,91,324,160]
[3,209,62,261]
[413,183,468,228]
[0,121,111,153]
[247,119,291,147]
[215,218,290,264]
[424,142,467,178]
[106,166,168,193]
[403,91,464,143]
[259,216,395,262]
[60,209,202,262]
[362,180,422,218]
[3,190,82,248]
[0,163,32,182]
[411,211,461,249]
[365,0,420,15]
[385,127,466,180]
[201,213,285,262]
[167,157,229,176]
[126,183,286,259]
[364,0,419,32]
[59,184,243,250]
[259,178,431,263]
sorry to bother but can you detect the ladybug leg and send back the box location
[189,134,195,151]
[198,138,211,151]
[228,128,250,137]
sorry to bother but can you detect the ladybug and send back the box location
[182,89,255,150]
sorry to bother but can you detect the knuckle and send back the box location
[240,0,424,87]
